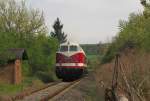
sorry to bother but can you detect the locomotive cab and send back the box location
[55,42,87,80]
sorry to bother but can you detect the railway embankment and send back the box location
[95,49,150,101]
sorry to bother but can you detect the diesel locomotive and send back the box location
[55,42,87,80]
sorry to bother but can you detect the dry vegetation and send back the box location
[96,49,150,101]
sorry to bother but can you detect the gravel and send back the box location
[53,73,99,101]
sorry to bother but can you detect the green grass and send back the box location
[87,55,99,60]
[87,54,100,70]
[0,76,42,95]
[0,83,23,95]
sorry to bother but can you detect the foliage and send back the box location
[100,1,150,99]
[36,71,55,83]
[87,54,100,71]
[0,77,44,95]
[27,35,58,76]
[81,44,100,55]
[50,18,67,44]
[0,0,58,82]
[101,43,118,63]
[0,83,23,95]
[102,1,150,63]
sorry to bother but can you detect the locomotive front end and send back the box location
[55,42,87,80]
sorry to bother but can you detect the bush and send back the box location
[36,71,55,83]
[102,12,150,63]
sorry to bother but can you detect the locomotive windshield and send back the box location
[59,44,78,52]
[60,45,68,52]
[69,45,78,51]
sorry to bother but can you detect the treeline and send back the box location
[80,44,100,55]
[0,0,65,82]
[102,0,150,63]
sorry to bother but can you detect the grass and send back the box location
[0,76,43,95]
[87,54,99,60]
[0,83,23,95]
[87,54,101,70]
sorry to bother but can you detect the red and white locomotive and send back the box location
[55,42,87,80]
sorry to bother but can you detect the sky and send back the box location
[26,0,143,44]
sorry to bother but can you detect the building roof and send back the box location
[0,48,28,65]
[7,48,28,60]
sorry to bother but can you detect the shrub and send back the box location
[36,71,55,83]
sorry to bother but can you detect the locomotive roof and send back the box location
[60,42,79,46]
[58,42,86,55]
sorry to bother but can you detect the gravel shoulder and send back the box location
[53,73,99,101]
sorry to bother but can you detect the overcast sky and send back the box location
[27,0,143,44]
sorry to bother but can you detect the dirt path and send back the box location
[52,73,100,101]
[94,63,114,101]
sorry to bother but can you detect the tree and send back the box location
[140,0,146,6]
[101,1,150,100]
[0,0,58,82]
[50,18,67,44]
[140,0,150,18]
[0,0,47,44]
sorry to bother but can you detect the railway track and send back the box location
[14,79,82,101]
